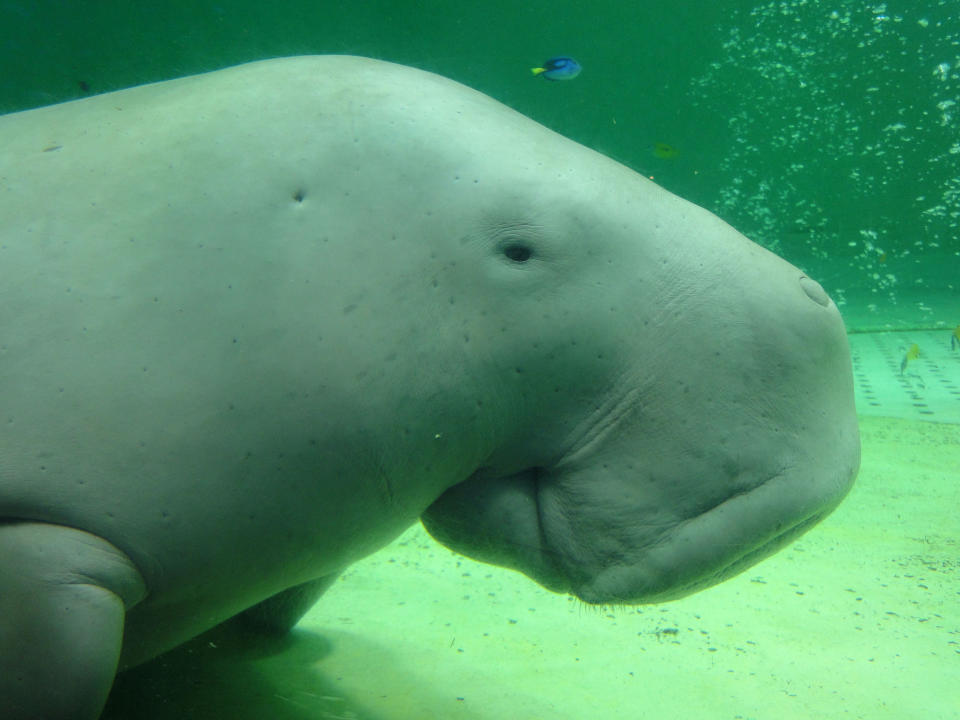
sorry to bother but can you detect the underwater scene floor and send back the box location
[103,333,958,720]
[850,330,960,424]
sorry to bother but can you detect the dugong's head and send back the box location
[324,58,861,605]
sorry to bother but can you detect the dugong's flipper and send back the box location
[0,522,146,720]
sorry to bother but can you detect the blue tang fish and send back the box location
[531,56,582,81]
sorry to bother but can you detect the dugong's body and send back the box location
[0,56,860,719]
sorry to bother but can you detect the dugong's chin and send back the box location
[422,461,855,606]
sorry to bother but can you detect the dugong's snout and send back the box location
[540,456,858,605]
[424,249,860,606]
[425,427,858,606]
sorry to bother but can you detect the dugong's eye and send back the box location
[502,243,532,263]
[488,221,540,264]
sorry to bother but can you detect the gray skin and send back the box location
[0,56,860,719]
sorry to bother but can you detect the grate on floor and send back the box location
[849,330,960,423]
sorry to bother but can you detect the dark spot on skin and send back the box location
[78,80,90,93]
[292,189,305,202]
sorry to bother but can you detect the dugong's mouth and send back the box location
[422,461,855,606]
[535,463,854,606]
[566,481,835,605]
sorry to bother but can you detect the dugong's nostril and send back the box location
[799,276,831,308]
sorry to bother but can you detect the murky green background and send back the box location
[3,0,957,331]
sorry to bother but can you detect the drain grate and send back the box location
[849,330,960,423]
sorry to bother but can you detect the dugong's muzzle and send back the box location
[424,270,860,605]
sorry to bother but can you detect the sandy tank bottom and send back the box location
[103,415,957,720]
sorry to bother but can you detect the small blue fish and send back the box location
[531,56,582,81]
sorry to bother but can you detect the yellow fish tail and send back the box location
[531,67,546,75]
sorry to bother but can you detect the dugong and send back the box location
[0,56,860,719]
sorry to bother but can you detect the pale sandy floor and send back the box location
[105,416,958,719]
